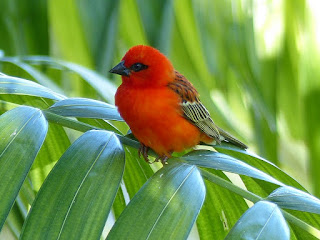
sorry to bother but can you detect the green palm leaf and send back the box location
[20,130,125,240]
[0,106,47,229]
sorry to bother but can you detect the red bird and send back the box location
[110,45,247,164]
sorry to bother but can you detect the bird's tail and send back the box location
[217,126,248,149]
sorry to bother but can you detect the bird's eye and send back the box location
[130,63,148,72]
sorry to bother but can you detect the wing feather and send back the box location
[168,71,247,149]
[181,101,221,141]
[168,71,221,141]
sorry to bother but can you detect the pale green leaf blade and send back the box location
[76,0,121,75]
[22,56,116,103]
[53,60,116,103]
[118,0,148,47]
[0,75,66,101]
[111,146,155,221]
[29,122,71,191]
[121,146,154,199]
[267,186,320,214]
[2,59,65,95]
[0,106,48,229]
[214,144,306,190]
[48,97,123,121]
[225,201,290,240]
[107,163,205,240]
[305,90,320,196]
[197,170,248,240]
[20,130,125,240]
[182,150,283,186]
[47,0,93,67]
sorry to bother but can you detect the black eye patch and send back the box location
[130,63,148,72]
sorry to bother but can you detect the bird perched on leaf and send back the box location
[110,45,247,164]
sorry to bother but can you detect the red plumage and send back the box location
[110,45,246,164]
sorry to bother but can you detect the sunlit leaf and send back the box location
[182,150,283,186]
[305,90,320,197]
[118,0,148,47]
[48,97,123,121]
[29,122,70,191]
[0,106,48,229]
[214,144,306,190]
[76,0,120,75]
[225,201,290,240]
[22,56,116,103]
[267,186,320,214]
[121,146,154,199]
[0,75,66,101]
[107,162,205,240]
[197,170,248,240]
[112,145,155,220]
[1,59,65,95]
[21,130,125,240]
[47,0,93,68]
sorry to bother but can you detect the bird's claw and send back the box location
[154,155,169,165]
[138,143,170,165]
[138,143,151,163]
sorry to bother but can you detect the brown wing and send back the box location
[168,71,221,142]
[168,71,248,149]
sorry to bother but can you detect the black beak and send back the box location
[109,60,130,77]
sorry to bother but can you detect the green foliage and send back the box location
[0,107,47,229]
[21,131,124,240]
[225,201,290,240]
[0,75,319,240]
[108,162,205,240]
[1,0,320,239]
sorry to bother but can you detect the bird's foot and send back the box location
[138,143,152,163]
[138,144,171,165]
[154,155,169,165]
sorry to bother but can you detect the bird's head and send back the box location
[110,45,175,87]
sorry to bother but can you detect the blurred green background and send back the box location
[0,0,319,199]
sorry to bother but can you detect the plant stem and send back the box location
[199,168,261,203]
[43,110,320,238]
[200,168,320,238]
[282,211,320,238]
[43,110,140,149]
